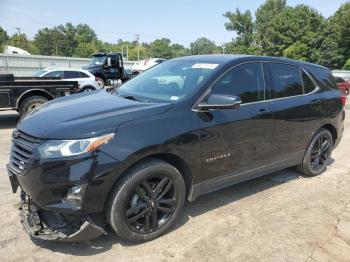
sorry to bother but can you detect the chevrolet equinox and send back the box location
[7,55,346,242]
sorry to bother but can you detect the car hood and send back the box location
[81,64,100,71]
[17,90,172,139]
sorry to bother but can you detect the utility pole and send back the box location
[3,32,6,53]
[135,34,140,61]
[15,27,22,48]
[121,45,129,61]
[222,46,226,54]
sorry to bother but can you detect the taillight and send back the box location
[340,94,347,106]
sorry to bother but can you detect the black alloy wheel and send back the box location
[309,134,331,171]
[125,176,177,234]
[297,128,333,177]
[107,159,186,242]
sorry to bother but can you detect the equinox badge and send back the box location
[206,152,231,163]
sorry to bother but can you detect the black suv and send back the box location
[7,55,346,243]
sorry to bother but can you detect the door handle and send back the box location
[258,108,272,114]
[310,99,321,105]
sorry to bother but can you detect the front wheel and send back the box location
[106,159,186,242]
[297,128,333,176]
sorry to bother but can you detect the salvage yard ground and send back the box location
[0,102,350,262]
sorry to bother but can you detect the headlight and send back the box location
[38,133,114,158]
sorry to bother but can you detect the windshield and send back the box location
[90,55,106,65]
[33,70,47,77]
[118,60,220,102]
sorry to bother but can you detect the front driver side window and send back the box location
[210,62,265,104]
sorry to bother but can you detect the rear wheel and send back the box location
[297,128,333,176]
[106,159,186,242]
[19,96,49,118]
[95,77,105,88]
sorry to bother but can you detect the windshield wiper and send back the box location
[120,95,143,102]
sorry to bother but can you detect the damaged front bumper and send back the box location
[20,193,106,242]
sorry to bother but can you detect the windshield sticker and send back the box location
[170,96,179,101]
[191,63,219,70]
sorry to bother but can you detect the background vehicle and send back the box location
[132,58,166,73]
[82,53,136,87]
[8,55,345,243]
[0,73,78,117]
[334,76,350,95]
[332,70,350,81]
[33,68,100,92]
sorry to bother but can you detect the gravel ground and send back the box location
[0,103,349,262]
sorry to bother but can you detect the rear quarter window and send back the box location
[301,69,317,94]
[305,66,338,90]
[80,72,90,78]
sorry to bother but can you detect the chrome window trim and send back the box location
[192,61,266,111]
[299,67,321,94]
[192,60,322,112]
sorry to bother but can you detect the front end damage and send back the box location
[20,192,106,242]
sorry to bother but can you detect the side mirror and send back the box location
[107,57,112,67]
[197,94,241,111]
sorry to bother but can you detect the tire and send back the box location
[80,86,96,92]
[106,159,186,242]
[95,77,105,88]
[19,96,49,118]
[297,128,333,177]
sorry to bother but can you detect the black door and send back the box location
[267,62,325,165]
[197,62,275,183]
[106,54,120,80]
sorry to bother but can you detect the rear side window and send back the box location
[44,71,61,78]
[80,72,90,78]
[64,71,81,79]
[305,66,337,90]
[210,62,265,104]
[269,63,303,98]
[301,70,317,94]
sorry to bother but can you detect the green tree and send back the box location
[34,27,67,56]
[75,24,97,44]
[327,2,350,67]
[171,43,189,57]
[283,42,309,61]
[149,38,173,59]
[223,9,254,47]
[74,42,98,57]
[255,0,287,47]
[261,5,324,57]
[34,23,97,56]
[190,37,217,55]
[8,33,37,53]
[0,26,8,52]
[311,23,344,69]
[343,59,350,70]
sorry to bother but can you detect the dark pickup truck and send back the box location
[82,52,138,87]
[0,74,78,117]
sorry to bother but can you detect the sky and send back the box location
[0,0,348,47]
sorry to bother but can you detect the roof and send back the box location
[44,67,91,72]
[173,54,328,70]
